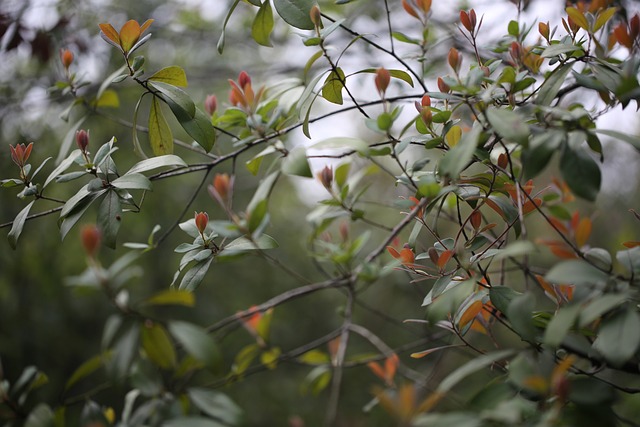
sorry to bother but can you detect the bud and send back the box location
[194,211,209,234]
[204,94,217,116]
[427,247,439,265]
[375,67,391,97]
[437,77,450,93]
[420,108,432,126]
[339,221,349,242]
[238,71,251,89]
[614,23,633,49]
[497,153,508,169]
[538,21,550,41]
[76,129,89,152]
[60,48,74,69]
[631,14,640,39]
[9,142,33,168]
[509,41,522,65]
[447,48,462,72]
[469,9,477,29]
[470,210,482,230]
[310,5,323,29]
[417,0,432,14]
[421,94,431,108]
[213,173,231,200]
[460,10,473,33]
[318,165,333,189]
[81,225,101,258]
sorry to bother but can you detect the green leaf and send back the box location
[273,0,315,30]
[522,131,564,179]
[247,171,279,214]
[149,96,174,155]
[470,241,536,264]
[65,353,107,390]
[508,20,519,36]
[592,308,640,368]
[126,155,187,175]
[322,68,345,105]
[560,143,601,201]
[95,89,120,108]
[506,293,537,341]
[439,124,481,178]
[188,388,242,425]
[109,324,139,379]
[111,173,152,191]
[163,417,227,427]
[437,350,515,393]
[44,149,82,188]
[222,234,278,254]
[359,68,414,87]
[149,81,196,118]
[282,146,312,177]
[145,289,195,307]
[179,255,214,291]
[579,294,629,327]
[616,246,640,275]
[541,43,583,58]
[141,323,177,369]
[536,63,573,106]
[545,259,609,286]
[485,107,529,146]
[596,129,640,150]
[248,199,268,233]
[252,1,274,47]
[543,303,581,347]
[132,94,149,159]
[24,404,54,427]
[149,66,188,87]
[168,321,222,372]
[8,201,35,249]
[97,190,122,249]
[489,286,521,315]
[217,0,240,54]
[310,137,369,155]
[176,107,216,153]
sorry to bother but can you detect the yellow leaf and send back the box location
[566,7,589,31]
[95,89,120,108]
[119,20,141,53]
[140,19,154,34]
[458,300,483,328]
[523,375,549,394]
[149,66,188,87]
[99,23,120,45]
[594,7,617,32]
[148,97,174,155]
[445,125,462,147]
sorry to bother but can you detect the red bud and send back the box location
[194,211,209,234]
[375,67,391,96]
[437,77,450,93]
[213,173,231,200]
[238,71,251,89]
[460,11,473,33]
[60,48,74,69]
[448,48,462,72]
[81,225,101,257]
[470,210,482,230]
[421,94,431,107]
[76,129,89,152]
[204,95,217,116]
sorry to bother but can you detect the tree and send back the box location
[2,0,640,425]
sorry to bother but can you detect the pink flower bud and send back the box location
[194,211,209,234]
[318,165,333,189]
[75,129,89,152]
[204,94,217,116]
[310,5,322,28]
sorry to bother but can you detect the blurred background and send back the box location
[1,0,640,425]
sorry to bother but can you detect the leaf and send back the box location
[485,107,529,146]
[541,43,583,58]
[560,143,601,201]
[95,89,120,108]
[24,404,54,427]
[109,324,139,379]
[55,116,87,164]
[437,350,515,393]
[322,68,346,105]
[252,1,274,46]
[141,323,177,369]
[596,129,640,151]
[179,255,214,291]
[545,259,609,285]
[579,294,629,327]
[565,7,589,30]
[145,289,195,307]
[281,146,312,177]
[45,149,82,188]
[149,66,188,87]
[222,235,279,254]
[65,354,107,390]
[188,388,242,425]
[470,241,536,264]
[439,124,481,178]
[149,81,196,118]
[97,190,122,249]
[489,286,521,315]
[111,173,152,190]
[536,63,573,106]
[168,321,222,372]
[132,95,149,159]
[175,107,216,153]
[310,137,369,155]
[543,303,581,347]
[522,131,564,180]
[126,155,187,175]
[217,0,240,54]
[8,201,35,249]
[592,308,640,368]
[149,96,174,155]
[119,20,142,52]
[273,0,315,30]
[506,293,537,341]
[247,171,279,214]
[594,7,617,32]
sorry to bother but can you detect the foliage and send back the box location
[2,0,640,426]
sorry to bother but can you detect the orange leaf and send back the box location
[524,375,549,394]
[399,247,415,266]
[548,217,569,235]
[458,300,483,328]
[437,249,453,270]
[367,361,386,382]
[140,19,154,34]
[119,20,141,53]
[99,23,120,45]
[384,354,399,385]
[575,217,592,247]
[614,23,633,49]
[550,245,578,259]
[485,198,505,219]
[623,241,640,248]
[522,198,542,215]
[387,246,401,259]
